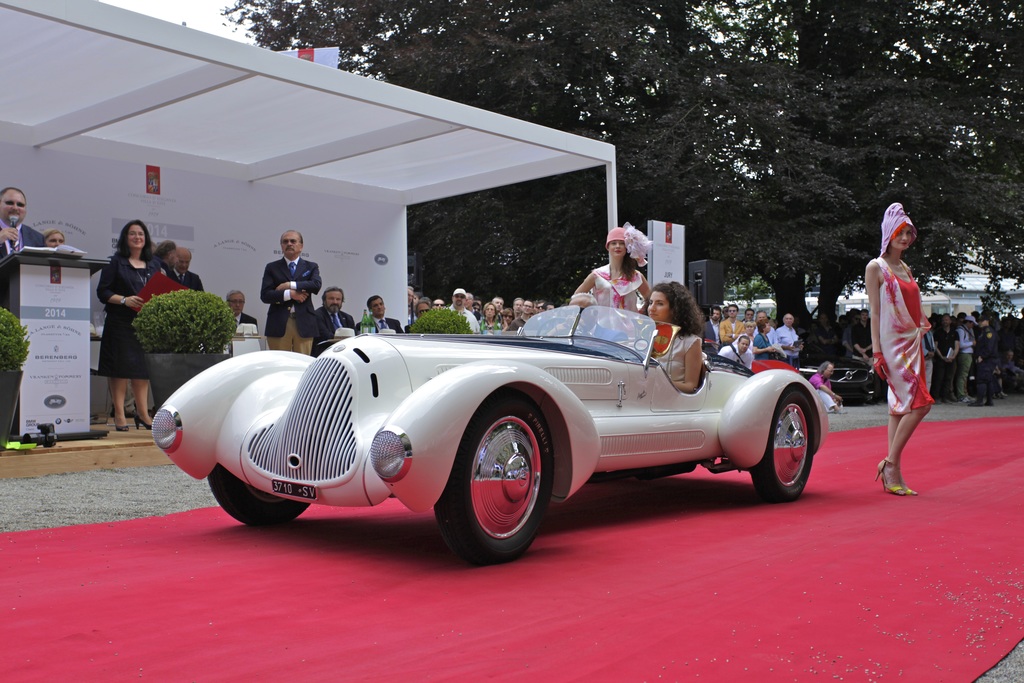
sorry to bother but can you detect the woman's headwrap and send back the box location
[880,202,917,256]
[605,222,652,266]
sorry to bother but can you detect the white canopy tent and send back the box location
[0,0,616,213]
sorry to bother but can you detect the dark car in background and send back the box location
[799,354,878,404]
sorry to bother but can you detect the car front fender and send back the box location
[718,369,826,469]
[159,351,313,480]
[377,361,600,513]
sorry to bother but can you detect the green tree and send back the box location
[694,0,1024,318]
[227,0,1024,311]
[227,0,721,300]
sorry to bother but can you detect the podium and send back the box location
[0,252,108,440]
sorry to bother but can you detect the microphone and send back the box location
[6,215,19,250]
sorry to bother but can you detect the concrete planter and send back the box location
[0,370,22,447]
[144,354,229,410]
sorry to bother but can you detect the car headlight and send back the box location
[152,407,182,453]
[370,428,412,482]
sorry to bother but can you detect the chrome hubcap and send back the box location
[470,417,541,539]
[772,404,808,486]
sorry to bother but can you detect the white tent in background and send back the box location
[0,0,617,316]
[0,0,614,208]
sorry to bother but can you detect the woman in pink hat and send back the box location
[574,223,652,310]
[866,202,934,496]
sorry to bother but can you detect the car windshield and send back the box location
[521,306,659,360]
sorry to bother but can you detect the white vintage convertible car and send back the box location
[152,305,827,565]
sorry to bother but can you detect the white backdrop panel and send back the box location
[2,141,408,333]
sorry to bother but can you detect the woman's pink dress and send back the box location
[874,257,934,414]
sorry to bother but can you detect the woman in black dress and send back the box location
[97,220,161,431]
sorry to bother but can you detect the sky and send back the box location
[98,0,252,43]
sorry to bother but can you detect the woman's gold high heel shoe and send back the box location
[875,459,907,496]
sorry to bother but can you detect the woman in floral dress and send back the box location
[574,223,652,310]
[867,202,934,496]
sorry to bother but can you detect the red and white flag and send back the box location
[278,47,339,68]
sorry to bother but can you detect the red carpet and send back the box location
[2,417,1023,681]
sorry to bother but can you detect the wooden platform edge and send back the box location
[0,441,171,479]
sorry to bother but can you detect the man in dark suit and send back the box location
[171,247,204,291]
[703,305,722,351]
[226,290,258,332]
[0,187,45,253]
[368,294,403,333]
[313,286,355,356]
[260,231,322,354]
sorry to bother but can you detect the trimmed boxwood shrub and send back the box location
[133,290,237,354]
[0,307,29,371]
[408,308,474,334]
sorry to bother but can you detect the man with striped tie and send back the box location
[260,230,321,355]
[0,187,45,254]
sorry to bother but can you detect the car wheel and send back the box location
[208,464,310,525]
[750,387,815,503]
[434,394,553,565]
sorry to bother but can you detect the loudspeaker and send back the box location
[407,251,423,291]
[688,259,724,307]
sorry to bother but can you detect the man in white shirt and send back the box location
[775,313,803,368]
[450,287,480,333]
[464,291,482,321]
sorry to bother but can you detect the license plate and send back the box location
[271,479,318,500]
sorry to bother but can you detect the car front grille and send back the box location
[245,357,358,483]
[833,368,871,383]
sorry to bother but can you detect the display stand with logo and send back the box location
[0,252,107,441]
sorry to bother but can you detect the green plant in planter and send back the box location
[408,308,474,334]
[0,307,29,371]
[133,290,237,354]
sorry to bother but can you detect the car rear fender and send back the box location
[718,370,826,469]
[378,360,600,512]
[160,351,312,479]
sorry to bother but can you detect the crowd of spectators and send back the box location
[327,283,1024,405]
[399,289,558,336]
[264,284,563,345]
[224,246,1024,407]
[704,304,1024,405]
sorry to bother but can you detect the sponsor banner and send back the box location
[648,220,685,286]
[19,265,91,435]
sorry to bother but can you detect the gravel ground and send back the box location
[1,394,1020,680]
